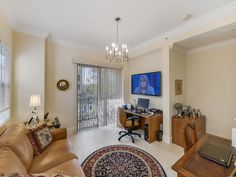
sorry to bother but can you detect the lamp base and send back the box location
[28,115,39,126]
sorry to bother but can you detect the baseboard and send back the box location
[67,127,77,136]
[163,135,172,144]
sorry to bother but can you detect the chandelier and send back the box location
[106,17,129,62]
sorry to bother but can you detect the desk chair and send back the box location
[182,123,197,153]
[118,108,141,143]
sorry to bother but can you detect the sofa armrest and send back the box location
[50,128,67,141]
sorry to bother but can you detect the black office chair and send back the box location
[118,108,141,143]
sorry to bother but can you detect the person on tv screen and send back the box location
[134,74,155,95]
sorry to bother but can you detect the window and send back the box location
[0,43,10,126]
[78,65,122,130]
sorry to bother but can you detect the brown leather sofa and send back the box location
[0,124,85,176]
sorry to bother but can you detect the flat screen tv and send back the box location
[131,71,161,96]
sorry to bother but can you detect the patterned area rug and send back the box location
[81,145,166,177]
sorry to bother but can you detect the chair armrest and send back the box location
[50,128,67,141]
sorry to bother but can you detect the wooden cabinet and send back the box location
[172,116,206,147]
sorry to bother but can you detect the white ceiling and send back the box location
[177,22,236,50]
[4,0,236,51]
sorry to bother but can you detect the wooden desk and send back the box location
[122,109,163,143]
[172,134,235,177]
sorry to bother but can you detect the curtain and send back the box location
[78,65,122,130]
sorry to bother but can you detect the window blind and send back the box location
[0,43,10,126]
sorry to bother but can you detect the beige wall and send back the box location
[12,32,45,122]
[45,40,108,133]
[0,11,13,49]
[186,45,236,139]
[125,49,163,109]
[170,47,187,117]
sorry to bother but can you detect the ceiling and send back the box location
[4,0,236,51]
[177,22,236,50]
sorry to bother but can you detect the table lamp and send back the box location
[28,95,41,125]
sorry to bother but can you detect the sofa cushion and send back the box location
[0,124,34,170]
[0,147,28,175]
[44,159,85,177]
[27,124,53,155]
[29,139,77,174]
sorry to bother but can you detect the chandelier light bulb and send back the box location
[106,46,109,51]
[109,50,112,54]
[112,43,116,48]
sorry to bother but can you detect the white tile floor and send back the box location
[69,126,184,177]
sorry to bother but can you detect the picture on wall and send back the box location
[131,71,161,96]
[175,79,182,95]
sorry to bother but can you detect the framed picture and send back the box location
[57,79,69,91]
[175,80,182,95]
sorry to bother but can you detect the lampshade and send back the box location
[29,95,41,107]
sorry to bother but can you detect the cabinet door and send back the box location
[172,117,186,147]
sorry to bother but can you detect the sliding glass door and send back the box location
[77,65,122,130]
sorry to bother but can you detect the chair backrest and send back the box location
[182,123,197,153]
[118,107,128,127]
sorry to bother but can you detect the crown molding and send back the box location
[0,1,50,39]
[1,0,236,55]
[130,1,236,57]
[47,36,103,53]
[187,38,236,54]
[14,25,50,39]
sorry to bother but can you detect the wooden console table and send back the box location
[172,134,235,177]
[119,108,163,143]
[172,116,206,147]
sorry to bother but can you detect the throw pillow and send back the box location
[27,124,53,155]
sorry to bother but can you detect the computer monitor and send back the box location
[137,98,150,109]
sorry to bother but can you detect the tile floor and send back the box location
[69,126,184,177]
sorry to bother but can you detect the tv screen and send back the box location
[131,71,161,96]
